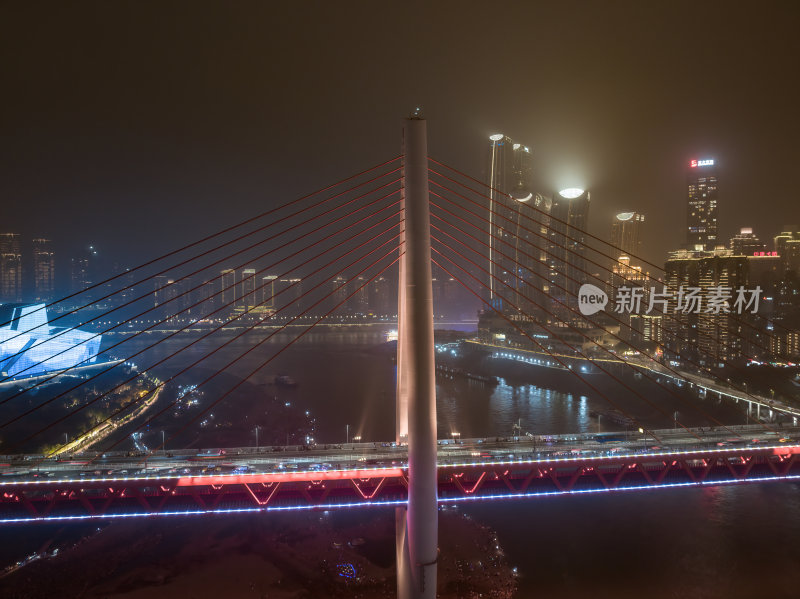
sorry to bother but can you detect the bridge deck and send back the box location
[1,425,798,523]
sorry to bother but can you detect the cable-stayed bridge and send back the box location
[0,117,797,597]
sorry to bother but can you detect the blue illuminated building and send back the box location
[0,303,102,379]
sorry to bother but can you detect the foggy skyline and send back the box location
[2,2,798,270]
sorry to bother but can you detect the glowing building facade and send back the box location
[0,233,22,302]
[32,238,55,301]
[485,134,547,313]
[0,303,102,379]
[686,159,718,251]
[547,188,590,320]
[611,212,645,258]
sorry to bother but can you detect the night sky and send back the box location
[2,1,798,271]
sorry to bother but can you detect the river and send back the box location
[98,325,800,598]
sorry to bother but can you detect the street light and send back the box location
[161,430,166,451]
[254,425,260,448]
[346,424,350,445]
[639,427,646,449]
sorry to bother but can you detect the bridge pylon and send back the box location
[396,115,438,599]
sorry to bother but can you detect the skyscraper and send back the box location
[611,212,645,258]
[485,133,536,308]
[0,233,22,302]
[547,188,590,316]
[260,275,277,309]
[240,268,257,308]
[220,269,236,308]
[609,212,646,292]
[32,238,55,301]
[686,158,718,251]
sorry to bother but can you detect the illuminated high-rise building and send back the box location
[611,212,645,258]
[220,269,236,307]
[686,158,718,251]
[663,249,766,362]
[0,233,22,302]
[240,268,257,308]
[609,212,647,294]
[260,275,277,309]
[547,188,590,317]
[485,133,542,310]
[32,238,55,301]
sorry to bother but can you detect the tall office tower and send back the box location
[0,233,23,302]
[609,212,646,293]
[32,238,55,301]
[220,269,236,307]
[729,227,765,255]
[260,275,277,310]
[485,133,534,308]
[240,268,257,309]
[70,245,97,294]
[611,212,645,258]
[547,188,590,319]
[686,158,718,251]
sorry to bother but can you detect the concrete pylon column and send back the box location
[396,115,438,599]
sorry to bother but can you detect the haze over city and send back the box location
[2,2,797,269]
[1,3,800,599]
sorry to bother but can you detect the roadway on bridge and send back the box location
[2,424,797,485]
